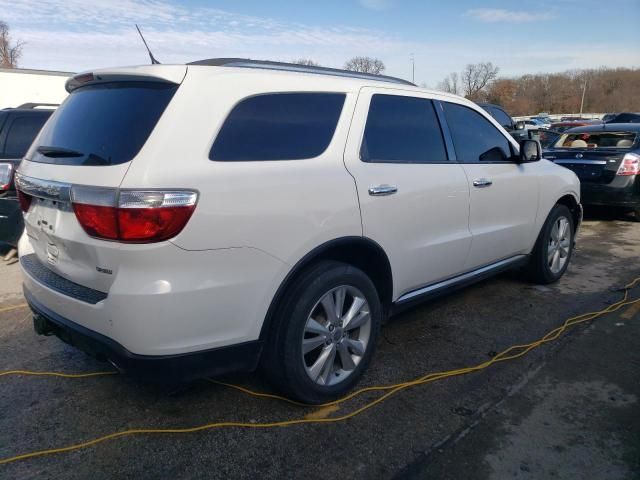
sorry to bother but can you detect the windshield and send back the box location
[28,82,177,166]
[553,131,637,149]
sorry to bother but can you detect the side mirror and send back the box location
[515,121,526,130]
[519,139,542,163]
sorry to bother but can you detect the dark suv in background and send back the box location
[0,104,55,248]
[478,102,528,142]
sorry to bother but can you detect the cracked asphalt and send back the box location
[1,209,639,479]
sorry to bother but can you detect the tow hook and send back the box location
[33,313,54,336]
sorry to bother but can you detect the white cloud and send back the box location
[466,8,555,23]
[1,0,637,87]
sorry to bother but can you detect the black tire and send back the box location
[525,204,575,284]
[262,260,382,404]
[633,207,640,222]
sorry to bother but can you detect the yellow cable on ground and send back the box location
[0,303,27,314]
[0,370,118,378]
[0,276,638,466]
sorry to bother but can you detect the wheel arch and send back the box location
[556,193,582,232]
[259,236,393,342]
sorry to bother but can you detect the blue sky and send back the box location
[2,0,639,86]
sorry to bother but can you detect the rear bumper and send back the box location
[25,287,263,382]
[0,196,23,246]
[581,175,640,208]
[18,238,287,357]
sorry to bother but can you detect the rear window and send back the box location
[554,131,637,149]
[2,113,50,159]
[29,82,177,166]
[210,93,345,161]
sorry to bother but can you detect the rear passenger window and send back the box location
[210,93,345,161]
[3,115,49,159]
[361,95,448,163]
[443,102,512,163]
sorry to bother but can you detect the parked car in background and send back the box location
[544,123,640,220]
[549,120,600,134]
[16,60,581,403]
[478,102,528,142]
[604,112,640,124]
[523,119,548,130]
[530,116,552,128]
[0,104,55,247]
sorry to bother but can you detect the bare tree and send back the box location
[461,62,499,100]
[474,67,640,116]
[0,20,24,68]
[292,58,320,66]
[437,72,460,95]
[344,56,385,74]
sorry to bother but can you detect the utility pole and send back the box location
[579,80,587,115]
[410,53,415,84]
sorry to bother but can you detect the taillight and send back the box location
[617,153,640,176]
[71,187,197,243]
[17,189,32,212]
[0,163,14,191]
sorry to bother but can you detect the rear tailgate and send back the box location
[544,149,625,184]
[17,66,186,293]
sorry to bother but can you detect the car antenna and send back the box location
[135,24,160,65]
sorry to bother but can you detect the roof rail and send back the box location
[188,58,415,86]
[17,102,59,109]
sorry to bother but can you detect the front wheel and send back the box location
[263,261,382,404]
[525,204,574,284]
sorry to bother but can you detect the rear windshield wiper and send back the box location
[37,146,84,158]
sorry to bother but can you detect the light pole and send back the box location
[410,53,415,84]
[579,80,587,115]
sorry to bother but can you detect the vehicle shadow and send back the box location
[582,205,637,222]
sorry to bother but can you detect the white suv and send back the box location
[15,60,581,403]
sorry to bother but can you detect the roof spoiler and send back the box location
[65,66,187,93]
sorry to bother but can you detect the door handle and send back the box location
[472,178,493,188]
[368,185,398,196]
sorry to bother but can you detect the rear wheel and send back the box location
[525,204,574,284]
[263,261,382,404]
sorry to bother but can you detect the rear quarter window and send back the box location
[210,93,345,161]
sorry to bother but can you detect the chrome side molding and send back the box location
[395,255,528,304]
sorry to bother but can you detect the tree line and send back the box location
[439,63,640,115]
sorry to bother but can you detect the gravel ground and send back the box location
[1,209,639,479]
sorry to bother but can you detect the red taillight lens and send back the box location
[617,153,640,176]
[71,187,197,243]
[72,203,119,240]
[17,189,32,212]
[117,206,195,242]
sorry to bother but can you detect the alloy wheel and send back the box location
[548,216,571,274]
[301,285,372,386]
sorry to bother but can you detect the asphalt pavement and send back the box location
[1,210,639,479]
